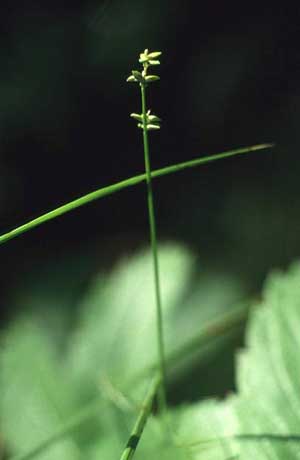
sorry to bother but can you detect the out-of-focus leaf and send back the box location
[67,244,195,397]
[0,318,80,460]
[166,261,300,460]
[0,243,247,460]
[172,400,237,460]
[67,244,245,399]
[234,261,300,459]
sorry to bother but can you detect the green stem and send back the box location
[119,374,161,460]
[0,143,273,246]
[140,83,167,412]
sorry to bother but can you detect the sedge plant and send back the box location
[127,49,166,415]
[0,48,274,460]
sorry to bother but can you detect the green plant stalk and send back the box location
[120,374,161,460]
[0,144,273,246]
[10,300,250,460]
[140,83,167,413]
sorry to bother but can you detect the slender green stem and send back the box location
[0,143,273,246]
[140,83,167,412]
[119,374,161,460]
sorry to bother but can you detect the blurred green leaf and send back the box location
[0,319,80,460]
[0,243,247,460]
[166,261,300,460]
[66,244,195,396]
[66,244,245,397]
[234,262,300,459]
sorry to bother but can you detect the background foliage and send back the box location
[0,2,299,459]
[2,248,300,459]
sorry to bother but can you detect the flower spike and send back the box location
[126,48,167,419]
[127,50,162,131]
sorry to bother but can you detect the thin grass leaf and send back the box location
[0,144,273,245]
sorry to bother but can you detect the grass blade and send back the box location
[0,144,273,245]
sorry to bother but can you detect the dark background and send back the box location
[1,1,300,322]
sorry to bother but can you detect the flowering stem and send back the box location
[140,82,167,413]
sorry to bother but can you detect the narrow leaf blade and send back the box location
[0,144,273,245]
